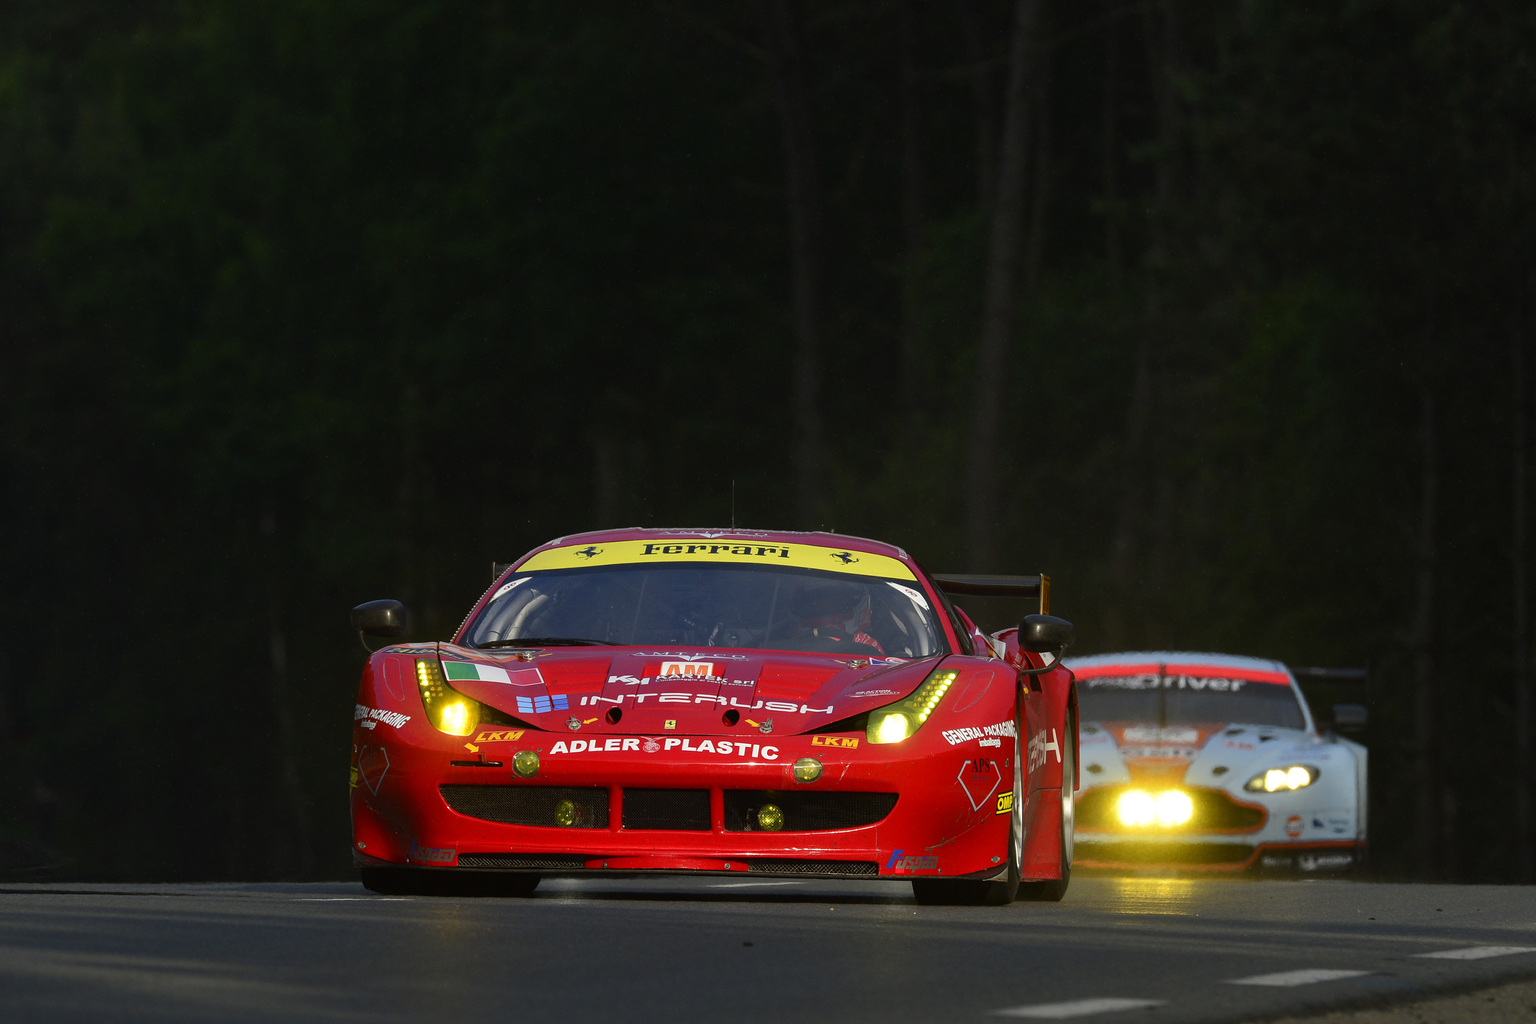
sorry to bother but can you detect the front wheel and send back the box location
[1018,705,1074,902]
[912,699,1024,907]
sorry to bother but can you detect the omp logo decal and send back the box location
[473,729,525,743]
[996,791,1014,815]
[811,736,859,749]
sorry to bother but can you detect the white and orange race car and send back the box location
[1066,651,1367,873]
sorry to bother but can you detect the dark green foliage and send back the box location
[0,0,1530,881]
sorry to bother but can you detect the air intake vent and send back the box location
[723,791,897,832]
[456,853,589,870]
[440,785,609,828]
[622,788,711,830]
[1074,786,1265,833]
[747,859,879,876]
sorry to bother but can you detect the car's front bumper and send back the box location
[351,729,1019,880]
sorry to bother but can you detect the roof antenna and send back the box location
[731,479,736,528]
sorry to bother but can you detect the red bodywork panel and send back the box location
[350,528,1076,883]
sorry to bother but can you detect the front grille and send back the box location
[622,788,711,830]
[723,791,898,832]
[440,785,609,828]
[456,853,589,870]
[1075,786,1266,833]
[747,859,879,876]
[1077,841,1255,865]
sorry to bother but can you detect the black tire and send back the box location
[360,867,540,897]
[912,698,1024,907]
[1018,705,1073,902]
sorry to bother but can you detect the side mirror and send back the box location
[1331,703,1368,733]
[351,599,407,638]
[1019,613,1075,654]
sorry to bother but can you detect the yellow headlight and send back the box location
[865,669,960,744]
[1246,765,1318,792]
[436,700,477,736]
[872,712,912,744]
[1156,790,1193,826]
[1117,790,1156,826]
[757,804,784,831]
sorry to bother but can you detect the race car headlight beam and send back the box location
[1244,765,1319,793]
[416,658,482,737]
[866,669,959,744]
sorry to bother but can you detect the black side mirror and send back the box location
[1019,614,1075,654]
[351,599,407,638]
[1331,703,1368,733]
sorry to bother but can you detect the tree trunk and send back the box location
[1516,279,1532,883]
[899,0,925,404]
[260,510,314,875]
[763,0,823,527]
[1101,0,1122,274]
[965,0,1040,571]
[1411,348,1440,879]
[956,0,999,210]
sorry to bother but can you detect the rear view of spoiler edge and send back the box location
[1289,666,1369,683]
[930,574,1051,615]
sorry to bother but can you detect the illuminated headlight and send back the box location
[1116,789,1193,827]
[1117,790,1156,826]
[1156,790,1193,826]
[865,669,959,744]
[1244,765,1319,793]
[416,659,482,736]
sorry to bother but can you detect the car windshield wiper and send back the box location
[474,637,619,648]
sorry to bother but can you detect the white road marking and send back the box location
[292,897,409,901]
[1413,946,1536,960]
[992,997,1166,1019]
[707,881,805,888]
[1226,969,1370,987]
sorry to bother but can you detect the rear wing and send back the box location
[930,574,1051,615]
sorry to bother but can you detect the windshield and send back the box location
[463,563,948,657]
[1076,672,1307,730]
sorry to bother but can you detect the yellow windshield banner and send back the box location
[517,539,918,581]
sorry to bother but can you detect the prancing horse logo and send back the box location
[575,546,603,559]
[830,551,859,565]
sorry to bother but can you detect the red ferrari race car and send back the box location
[348,528,1078,904]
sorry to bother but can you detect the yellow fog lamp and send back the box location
[757,804,784,832]
[512,750,540,778]
[555,799,576,826]
[1245,765,1318,793]
[415,658,482,736]
[793,757,823,783]
[1117,789,1156,826]
[865,669,959,745]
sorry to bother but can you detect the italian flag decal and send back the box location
[441,661,512,684]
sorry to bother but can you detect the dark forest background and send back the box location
[1,0,1532,883]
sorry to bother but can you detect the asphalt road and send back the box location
[0,875,1533,1023]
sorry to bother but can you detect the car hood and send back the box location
[1079,720,1327,789]
[433,643,943,736]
